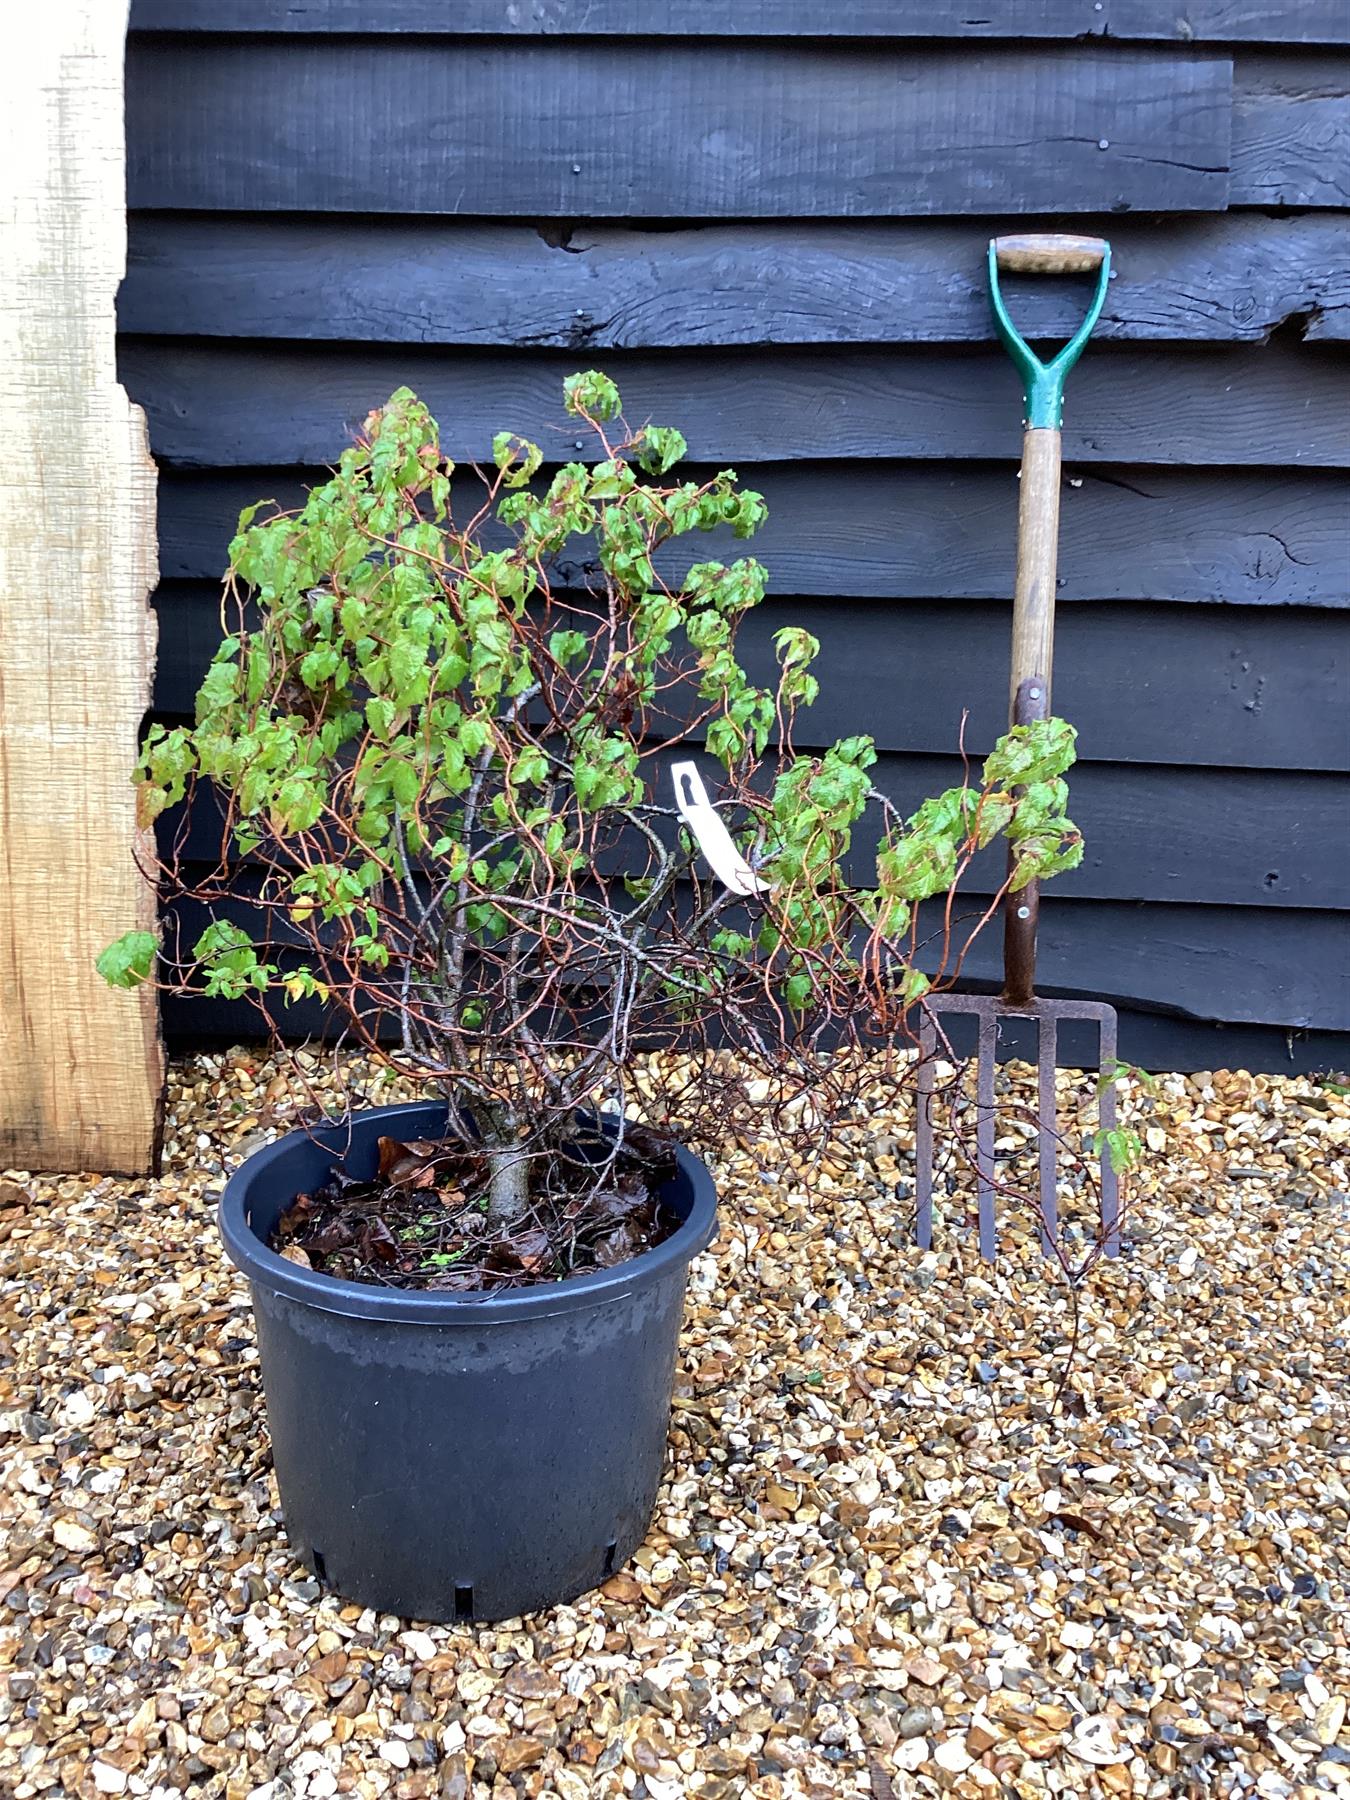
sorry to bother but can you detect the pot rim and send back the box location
[218,1100,719,1325]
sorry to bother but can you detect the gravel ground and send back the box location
[1,1049,1347,1800]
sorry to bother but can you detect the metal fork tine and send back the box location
[976,1012,997,1261]
[1037,1015,1059,1256]
[915,1008,936,1250]
[916,992,1120,1265]
[1098,1010,1121,1257]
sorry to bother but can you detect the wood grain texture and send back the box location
[127,0,1350,44]
[949,903,1350,1030]
[120,214,1350,348]
[155,464,1350,607]
[152,587,1350,775]
[123,41,1233,217]
[1,3,164,1173]
[1009,429,1063,716]
[739,600,1350,773]
[119,342,1350,470]
[870,759,1346,911]
[993,233,1110,273]
[1232,54,1350,207]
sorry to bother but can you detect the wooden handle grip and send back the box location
[994,233,1110,275]
[1009,428,1062,718]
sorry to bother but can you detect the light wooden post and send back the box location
[0,3,165,1172]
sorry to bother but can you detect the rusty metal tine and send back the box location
[1036,1014,1059,1256]
[915,1007,936,1249]
[1098,1009,1121,1256]
[976,1012,997,1261]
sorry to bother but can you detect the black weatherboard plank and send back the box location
[1231,55,1350,208]
[127,0,1350,43]
[149,749,1347,913]
[124,42,1232,217]
[152,586,1350,776]
[868,759,1345,911]
[735,602,1350,774]
[120,215,1350,348]
[120,343,1350,472]
[154,884,1350,1033]
[155,465,1350,607]
[154,987,1350,1079]
[946,904,1349,1032]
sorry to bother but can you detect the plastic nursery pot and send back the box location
[218,1101,718,1623]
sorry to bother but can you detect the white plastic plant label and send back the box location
[671,761,771,897]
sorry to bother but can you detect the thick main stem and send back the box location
[486,1147,530,1225]
[478,1101,530,1227]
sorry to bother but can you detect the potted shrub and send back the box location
[101,374,1081,1621]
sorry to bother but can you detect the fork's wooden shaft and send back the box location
[1003,426,1061,1008]
[1008,428,1061,720]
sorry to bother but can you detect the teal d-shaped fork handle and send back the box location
[988,236,1112,428]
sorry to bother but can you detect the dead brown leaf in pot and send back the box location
[356,1217,399,1264]
[306,1218,356,1258]
[485,1227,553,1276]
[377,1136,408,1179]
[584,1188,644,1227]
[592,1221,645,1268]
[277,1192,318,1238]
[613,1122,678,1181]
[424,1265,482,1292]
[378,1134,478,1191]
[511,1228,553,1273]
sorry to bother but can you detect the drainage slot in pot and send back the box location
[311,1549,328,1583]
[602,1541,618,1577]
[453,1584,474,1622]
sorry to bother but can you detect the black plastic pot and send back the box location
[219,1101,717,1622]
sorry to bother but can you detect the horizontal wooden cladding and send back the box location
[121,342,1350,471]
[152,585,1350,775]
[736,602,1350,773]
[119,214,1350,349]
[1232,54,1350,208]
[127,0,1350,46]
[151,749,1348,911]
[123,42,1233,218]
[153,984,1348,1079]
[154,884,1350,1031]
[156,464,1350,606]
[880,758,1346,910]
[944,902,1350,1029]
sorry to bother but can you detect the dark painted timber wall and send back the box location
[122,4,1350,1071]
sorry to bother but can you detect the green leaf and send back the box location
[1093,1124,1143,1175]
[563,370,622,422]
[492,432,543,490]
[783,971,812,1013]
[898,967,931,1004]
[96,930,157,990]
[982,717,1078,791]
[633,425,687,475]
[365,696,395,739]
[549,628,588,667]
[390,761,421,807]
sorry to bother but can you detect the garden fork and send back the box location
[915,234,1121,1263]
